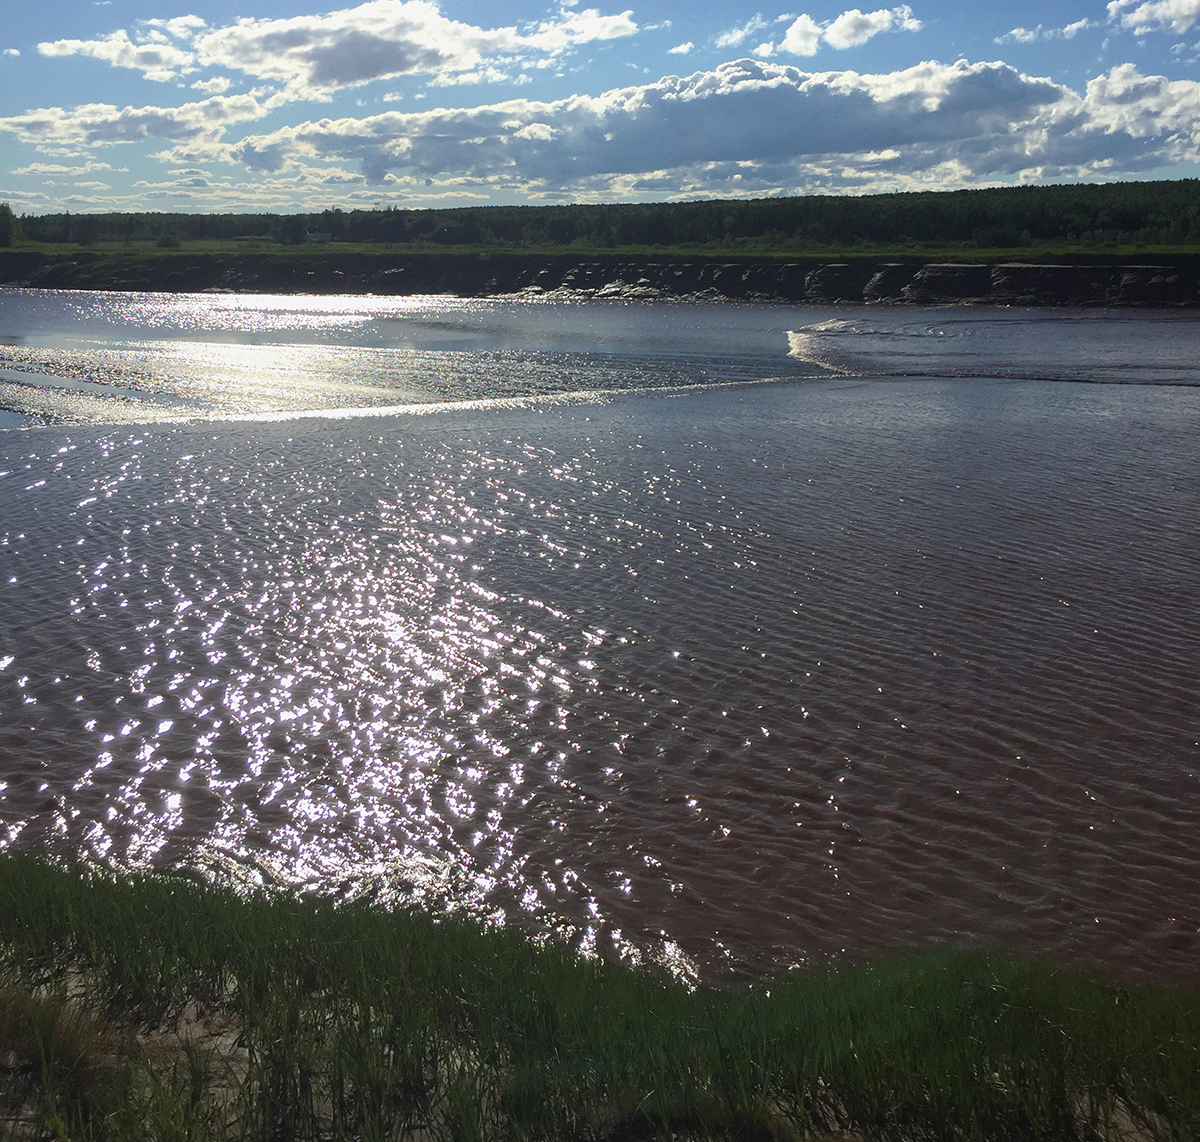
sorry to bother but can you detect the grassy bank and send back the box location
[0,856,1196,1141]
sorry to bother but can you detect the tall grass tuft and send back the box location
[0,855,1196,1141]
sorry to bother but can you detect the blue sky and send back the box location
[3,0,1200,213]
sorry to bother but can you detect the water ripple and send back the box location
[2,374,1198,984]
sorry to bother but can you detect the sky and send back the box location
[3,0,1200,214]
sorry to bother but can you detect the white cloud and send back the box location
[28,1,638,100]
[0,156,500,213]
[1109,0,1200,34]
[510,121,557,140]
[520,5,636,52]
[715,14,771,48]
[191,75,231,93]
[996,20,1098,44]
[0,92,270,148]
[667,41,694,54]
[3,49,20,57]
[429,65,514,86]
[1082,60,1200,137]
[141,15,207,39]
[13,30,1200,205]
[776,6,921,56]
[824,6,918,49]
[186,56,1200,198]
[781,15,822,55]
[191,0,637,99]
[211,58,1070,188]
[37,31,196,81]
[12,161,113,175]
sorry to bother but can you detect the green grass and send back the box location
[0,855,1196,1141]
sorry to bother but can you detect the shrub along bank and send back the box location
[0,856,1196,1141]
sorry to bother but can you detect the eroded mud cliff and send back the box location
[1,250,1198,306]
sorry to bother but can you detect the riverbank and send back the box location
[4,248,1200,305]
[0,856,1196,1141]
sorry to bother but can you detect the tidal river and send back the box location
[1,290,1198,983]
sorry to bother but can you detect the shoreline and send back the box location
[5,249,1200,305]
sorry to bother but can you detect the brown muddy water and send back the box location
[1,292,1198,983]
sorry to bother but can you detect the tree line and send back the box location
[8,179,1200,250]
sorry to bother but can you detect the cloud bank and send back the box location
[10,0,1200,212]
[8,55,1200,201]
[117,57,1200,198]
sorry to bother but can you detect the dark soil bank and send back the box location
[3,249,1200,305]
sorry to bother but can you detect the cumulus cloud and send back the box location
[191,0,636,99]
[192,75,231,93]
[520,5,636,52]
[824,6,920,48]
[210,58,1068,188]
[1108,0,1200,34]
[37,30,196,81]
[12,161,113,174]
[141,15,207,39]
[781,15,822,55]
[30,0,637,98]
[1,155,482,213]
[667,41,694,54]
[776,6,921,56]
[715,14,772,48]
[0,92,270,148]
[510,120,558,140]
[997,26,1042,44]
[3,49,20,57]
[182,56,1200,197]
[11,36,1200,204]
[429,64,516,86]
[996,20,1097,44]
[1082,61,1200,137]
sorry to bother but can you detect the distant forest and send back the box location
[13,179,1200,251]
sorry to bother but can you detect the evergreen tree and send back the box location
[0,202,21,247]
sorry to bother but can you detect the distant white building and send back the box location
[304,230,333,243]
